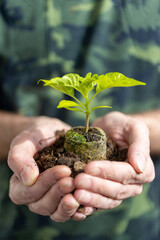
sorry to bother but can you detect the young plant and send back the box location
[38,72,145,133]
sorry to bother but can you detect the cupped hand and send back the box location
[8,117,91,222]
[73,111,155,210]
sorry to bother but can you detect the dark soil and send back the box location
[34,130,128,177]
[74,127,102,142]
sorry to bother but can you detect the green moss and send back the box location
[65,130,86,144]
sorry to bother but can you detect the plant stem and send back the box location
[84,97,90,133]
[85,114,89,133]
[88,92,98,104]
[73,96,86,109]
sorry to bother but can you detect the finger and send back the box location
[75,173,143,200]
[72,207,97,221]
[124,119,150,173]
[8,142,39,186]
[84,160,155,185]
[7,128,42,186]
[74,189,122,209]
[9,166,71,205]
[126,156,155,184]
[28,177,75,216]
[50,194,80,222]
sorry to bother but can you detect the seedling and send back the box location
[38,72,145,133]
[36,72,146,180]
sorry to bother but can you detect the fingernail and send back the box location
[84,207,93,216]
[77,178,91,188]
[137,153,146,173]
[76,212,86,220]
[87,167,101,176]
[54,168,71,180]
[80,215,86,220]
[78,191,91,202]
[20,165,38,186]
[62,202,73,211]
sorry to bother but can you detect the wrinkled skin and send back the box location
[8,112,155,222]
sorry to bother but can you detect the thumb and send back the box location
[126,121,150,174]
[19,160,39,186]
[128,147,148,174]
[8,145,39,187]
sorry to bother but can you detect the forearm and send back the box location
[132,109,160,155]
[0,111,35,161]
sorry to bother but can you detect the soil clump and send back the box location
[34,130,127,177]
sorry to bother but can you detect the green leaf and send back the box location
[77,73,97,99]
[80,72,92,82]
[57,100,79,108]
[91,105,112,110]
[96,72,146,93]
[38,73,81,98]
[65,107,84,112]
[57,100,84,112]
[90,105,112,114]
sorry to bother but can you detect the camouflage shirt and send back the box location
[0,0,160,239]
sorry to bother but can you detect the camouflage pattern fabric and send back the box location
[0,0,160,239]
